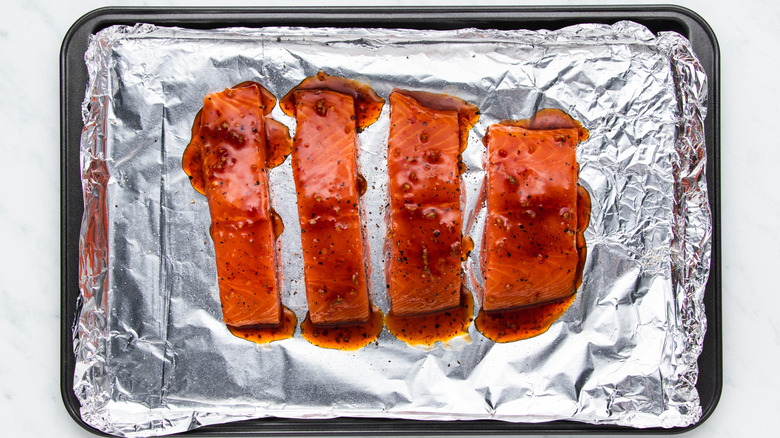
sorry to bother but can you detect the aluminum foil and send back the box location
[74,21,711,436]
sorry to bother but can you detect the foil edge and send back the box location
[658,30,711,428]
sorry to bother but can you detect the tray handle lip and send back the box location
[60,5,723,38]
[59,5,722,435]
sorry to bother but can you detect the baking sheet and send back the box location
[61,7,720,438]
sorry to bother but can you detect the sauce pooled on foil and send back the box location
[385,288,474,347]
[299,305,385,350]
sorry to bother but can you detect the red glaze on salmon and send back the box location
[481,109,588,312]
[386,90,479,316]
[280,72,384,327]
[183,82,292,328]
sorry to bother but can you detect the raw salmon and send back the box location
[280,72,384,326]
[183,82,291,327]
[481,109,588,311]
[386,90,479,316]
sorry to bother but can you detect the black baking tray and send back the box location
[60,6,721,436]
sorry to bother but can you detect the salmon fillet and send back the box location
[288,89,372,325]
[387,90,478,316]
[183,83,290,327]
[482,123,581,311]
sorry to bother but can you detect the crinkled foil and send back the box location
[74,22,711,436]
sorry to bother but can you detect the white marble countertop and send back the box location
[0,0,775,436]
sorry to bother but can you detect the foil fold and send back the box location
[75,21,711,436]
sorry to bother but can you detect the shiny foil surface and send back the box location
[75,22,711,436]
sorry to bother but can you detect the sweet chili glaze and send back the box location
[229,307,298,344]
[183,81,296,342]
[280,72,385,349]
[474,294,577,343]
[300,304,384,350]
[384,90,479,346]
[385,287,474,347]
[279,71,385,131]
[476,109,590,343]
